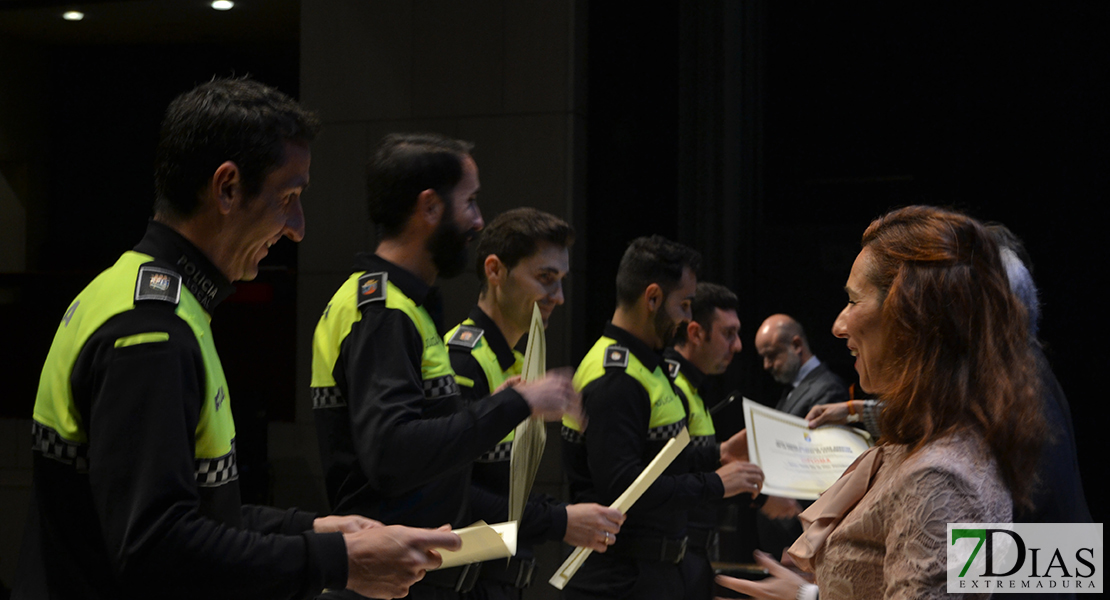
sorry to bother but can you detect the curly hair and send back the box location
[861,205,1044,510]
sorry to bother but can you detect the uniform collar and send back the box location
[134,220,235,313]
[663,347,706,389]
[603,322,664,373]
[469,306,519,371]
[354,252,444,331]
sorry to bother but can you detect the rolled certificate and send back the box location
[549,428,691,589]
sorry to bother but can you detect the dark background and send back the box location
[2,1,1104,524]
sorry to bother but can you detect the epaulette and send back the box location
[357,272,387,307]
[665,358,681,380]
[603,345,629,369]
[447,325,484,349]
[134,265,181,305]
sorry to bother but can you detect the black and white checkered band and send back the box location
[311,386,347,409]
[196,441,238,488]
[691,435,716,448]
[477,441,513,463]
[561,425,584,444]
[423,375,460,400]
[32,421,88,473]
[647,420,687,442]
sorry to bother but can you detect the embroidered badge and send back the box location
[135,266,181,304]
[666,359,681,379]
[214,387,225,412]
[357,272,387,307]
[447,325,484,349]
[603,345,629,369]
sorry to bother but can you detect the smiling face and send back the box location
[832,246,888,394]
[499,242,571,330]
[690,308,743,375]
[224,141,310,281]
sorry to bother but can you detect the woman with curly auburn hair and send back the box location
[719,205,1045,600]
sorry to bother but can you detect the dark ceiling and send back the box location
[0,0,297,45]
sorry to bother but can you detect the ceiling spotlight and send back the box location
[62,11,85,21]
[211,1,234,10]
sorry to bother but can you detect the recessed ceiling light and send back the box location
[211,1,234,10]
[62,11,85,21]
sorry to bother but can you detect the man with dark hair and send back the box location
[311,135,578,599]
[15,78,458,600]
[443,208,624,599]
[663,282,744,599]
[561,235,763,599]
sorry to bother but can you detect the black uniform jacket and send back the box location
[15,221,347,600]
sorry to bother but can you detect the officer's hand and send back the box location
[516,368,580,422]
[344,524,460,599]
[719,429,749,464]
[493,375,523,394]
[805,402,850,428]
[563,503,625,552]
[314,515,382,534]
[760,495,802,520]
[716,461,764,499]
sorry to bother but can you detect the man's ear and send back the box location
[790,335,805,353]
[417,188,444,227]
[686,320,703,343]
[644,283,663,312]
[484,254,507,287]
[211,161,241,215]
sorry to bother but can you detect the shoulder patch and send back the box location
[447,325,484,349]
[665,359,681,380]
[135,265,181,304]
[357,272,388,307]
[603,345,629,369]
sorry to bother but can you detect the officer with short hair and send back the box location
[444,208,624,599]
[664,282,745,599]
[310,134,579,599]
[560,236,764,599]
[15,78,459,600]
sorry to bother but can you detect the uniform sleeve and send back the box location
[79,309,347,599]
[688,444,722,473]
[340,308,531,495]
[448,346,492,404]
[583,373,724,512]
[239,505,318,535]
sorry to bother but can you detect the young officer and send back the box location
[560,236,763,600]
[444,208,624,599]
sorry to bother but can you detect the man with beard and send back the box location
[753,313,848,560]
[561,236,763,600]
[311,134,578,599]
[754,314,848,418]
[663,282,744,599]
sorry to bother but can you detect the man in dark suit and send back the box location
[754,314,848,417]
[753,313,849,559]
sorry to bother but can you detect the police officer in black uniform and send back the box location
[14,78,460,600]
[310,134,579,600]
[561,236,763,599]
[443,208,624,599]
[665,282,747,599]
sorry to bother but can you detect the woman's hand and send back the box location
[715,550,812,600]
